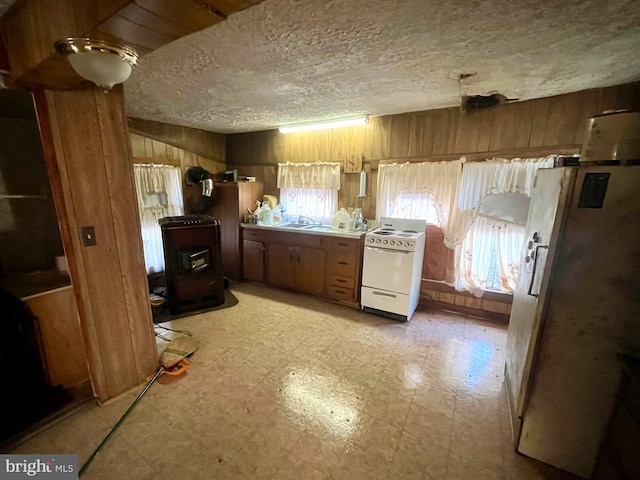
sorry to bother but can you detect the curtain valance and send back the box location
[376,160,462,225]
[277,162,341,190]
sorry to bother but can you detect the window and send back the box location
[377,160,462,227]
[446,157,555,296]
[133,164,184,274]
[388,193,442,226]
[280,187,337,222]
[277,162,341,222]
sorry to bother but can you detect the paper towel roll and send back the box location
[357,170,367,197]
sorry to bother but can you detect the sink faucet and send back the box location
[297,215,320,225]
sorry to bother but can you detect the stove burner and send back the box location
[373,230,393,235]
[402,230,418,234]
[398,233,414,237]
[379,228,396,231]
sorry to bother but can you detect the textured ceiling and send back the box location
[125,0,640,134]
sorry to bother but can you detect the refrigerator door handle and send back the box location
[527,244,549,297]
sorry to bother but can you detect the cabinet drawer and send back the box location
[243,229,264,241]
[327,251,357,277]
[329,237,359,253]
[327,273,355,289]
[326,285,355,301]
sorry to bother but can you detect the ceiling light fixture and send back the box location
[279,115,369,134]
[54,37,139,91]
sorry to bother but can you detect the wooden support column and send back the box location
[34,85,158,401]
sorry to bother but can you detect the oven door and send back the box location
[362,245,415,293]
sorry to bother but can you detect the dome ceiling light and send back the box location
[54,37,139,91]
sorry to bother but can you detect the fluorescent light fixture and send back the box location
[279,115,369,134]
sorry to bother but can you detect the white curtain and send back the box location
[277,162,341,190]
[454,215,526,296]
[447,156,556,296]
[376,160,463,226]
[133,164,184,274]
[278,162,340,222]
[280,187,338,221]
[445,156,555,248]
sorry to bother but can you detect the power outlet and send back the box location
[81,226,97,247]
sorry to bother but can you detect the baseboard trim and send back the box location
[419,298,510,324]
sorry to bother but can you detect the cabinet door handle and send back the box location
[336,279,347,283]
[335,290,345,294]
[337,242,349,247]
[338,261,349,265]
[527,245,549,297]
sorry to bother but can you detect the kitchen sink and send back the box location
[302,225,332,231]
[278,223,310,229]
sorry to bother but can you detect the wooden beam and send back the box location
[34,85,157,401]
[0,0,265,90]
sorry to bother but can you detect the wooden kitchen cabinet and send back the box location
[242,229,265,282]
[265,239,326,295]
[243,227,363,308]
[24,286,89,388]
[325,237,363,307]
[208,182,263,281]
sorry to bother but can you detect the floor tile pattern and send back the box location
[9,283,580,480]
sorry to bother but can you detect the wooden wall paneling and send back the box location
[445,107,460,154]
[407,112,425,157]
[489,103,519,152]
[39,87,157,401]
[151,139,168,161]
[454,109,481,154]
[528,97,551,148]
[34,90,108,398]
[542,91,583,146]
[53,89,139,399]
[96,14,176,51]
[24,287,88,389]
[133,0,225,31]
[94,86,157,382]
[372,116,392,159]
[389,113,411,158]
[347,125,366,163]
[431,108,453,155]
[118,3,192,38]
[362,120,376,159]
[143,136,153,157]
[420,112,436,156]
[95,0,133,21]
[130,133,145,157]
[573,89,601,145]
[424,225,447,281]
[128,117,226,162]
[513,101,536,149]
[475,108,496,152]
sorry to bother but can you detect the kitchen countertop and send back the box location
[242,223,367,239]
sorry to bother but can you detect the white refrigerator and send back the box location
[504,165,640,478]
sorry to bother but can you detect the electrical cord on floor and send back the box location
[154,325,193,336]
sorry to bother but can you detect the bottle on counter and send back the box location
[261,201,273,226]
[331,208,351,232]
[272,204,282,225]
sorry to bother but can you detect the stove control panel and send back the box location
[366,236,415,251]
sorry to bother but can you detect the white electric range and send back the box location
[361,217,426,322]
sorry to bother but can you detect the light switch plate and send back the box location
[81,226,97,247]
